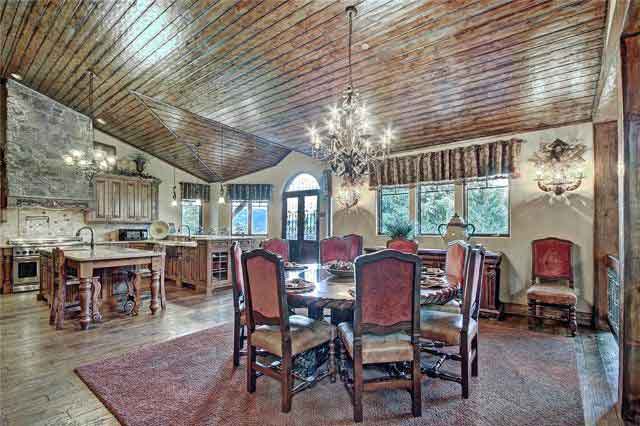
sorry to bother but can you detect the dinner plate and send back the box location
[284,264,308,271]
[285,279,315,292]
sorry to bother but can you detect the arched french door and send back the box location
[282,173,320,263]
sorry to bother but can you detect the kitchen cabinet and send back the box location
[86,174,159,224]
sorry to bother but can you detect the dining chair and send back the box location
[242,249,336,413]
[337,249,422,422]
[386,237,419,254]
[420,244,486,398]
[526,237,578,336]
[342,234,363,261]
[423,240,470,314]
[229,242,247,367]
[260,238,290,262]
[320,237,351,264]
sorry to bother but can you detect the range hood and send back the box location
[4,80,93,209]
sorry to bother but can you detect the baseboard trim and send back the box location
[503,303,593,327]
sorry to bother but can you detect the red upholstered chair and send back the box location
[526,238,578,336]
[420,245,486,399]
[337,249,422,422]
[423,240,470,314]
[229,242,247,367]
[342,234,363,261]
[386,238,419,254]
[260,238,289,262]
[320,237,350,264]
[242,249,336,412]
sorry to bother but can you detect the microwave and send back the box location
[118,229,149,241]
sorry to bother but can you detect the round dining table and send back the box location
[285,264,457,324]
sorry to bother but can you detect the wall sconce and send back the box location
[529,138,587,196]
[335,179,361,210]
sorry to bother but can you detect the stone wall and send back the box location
[5,80,92,206]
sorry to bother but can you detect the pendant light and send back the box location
[218,126,226,205]
[171,167,178,207]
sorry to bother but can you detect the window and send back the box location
[286,173,320,192]
[417,183,455,235]
[465,178,510,236]
[231,201,269,236]
[181,199,202,234]
[377,187,410,235]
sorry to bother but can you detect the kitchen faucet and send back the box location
[76,226,95,251]
[178,224,191,240]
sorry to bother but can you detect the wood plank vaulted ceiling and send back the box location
[0,0,606,182]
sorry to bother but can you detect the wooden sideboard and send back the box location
[365,247,503,319]
[85,174,159,224]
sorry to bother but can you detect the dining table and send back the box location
[284,263,457,324]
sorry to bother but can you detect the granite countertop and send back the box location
[95,240,198,248]
[40,247,160,262]
[168,235,260,241]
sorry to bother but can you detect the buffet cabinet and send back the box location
[86,174,159,224]
[418,248,503,319]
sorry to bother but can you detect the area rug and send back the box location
[75,323,584,426]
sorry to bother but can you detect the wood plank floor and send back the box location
[0,287,622,426]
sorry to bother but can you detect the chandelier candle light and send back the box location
[309,5,392,208]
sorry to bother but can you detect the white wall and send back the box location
[332,123,595,312]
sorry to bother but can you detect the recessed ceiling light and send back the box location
[95,118,107,125]
[361,43,369,50]
[10,73,23,81]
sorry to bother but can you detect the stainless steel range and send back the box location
[7,237,85,292]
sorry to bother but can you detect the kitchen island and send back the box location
[40,247,164,330]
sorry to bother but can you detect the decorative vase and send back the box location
[437,213,475,244]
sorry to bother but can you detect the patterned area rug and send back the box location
[75,323,584,426]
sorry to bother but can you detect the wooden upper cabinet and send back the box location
[86,175,159,224]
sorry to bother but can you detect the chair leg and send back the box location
[412,350,422,418]
[471,334,479,377]
[233,314,241,367]
[527,299,536,330]
[461,337,471,399]
[353,357,364,423]
[247,343,256,393]
[329,328,336,383]
[281,356,292,413]
[568,305,578,337]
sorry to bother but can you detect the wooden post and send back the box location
[593,121,619,329]
[620,29,640,423]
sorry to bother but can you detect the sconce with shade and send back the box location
[218,184,226,205]
[335,179,361,210]
[529,138,587,196]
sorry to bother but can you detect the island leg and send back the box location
[150,257,162,314]
[79,277,92,330]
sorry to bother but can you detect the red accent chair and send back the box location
[337,249,422,422]
[242,249,336,412]
[320,237,351,264]
[229,242,247,367]
[260,238,289,262]
[386,238,419,254]
[420,244,486,398]
[342,234,363,261]
[526,238,578,336]
[424,240,470,314]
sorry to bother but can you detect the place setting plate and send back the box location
[286,278,315,293]
[284,262,308,271]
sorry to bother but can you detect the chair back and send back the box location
[386,238,419,254]
[531,237,574,286]
[229,242,245,312]
[261,238,289,262]
[354,249,421,340]
[445,240,470,288]
[242,249,289,329]
[320,237,350,264]
[461,245,486,326]
[343,234,363,261]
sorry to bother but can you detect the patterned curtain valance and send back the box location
[368,138,524,187]
[180,182,210,202]
[227,184,273,201]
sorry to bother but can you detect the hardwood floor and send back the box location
[0,287,621,426]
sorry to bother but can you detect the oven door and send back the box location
[13,255,40,291]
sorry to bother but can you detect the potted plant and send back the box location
[386,218,415,240]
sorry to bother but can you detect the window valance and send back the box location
[368,138,524,187]
[227,184,273,201]
[180,182,210,202]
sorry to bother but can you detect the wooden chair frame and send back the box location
[386,237,419,254]
[421,245,486,398]
[242,249,336,413]
[229,242,247,367]
[340,249,422,422]
[260,238,290,262]
[527,237,578,336]
[342,234,364,261]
